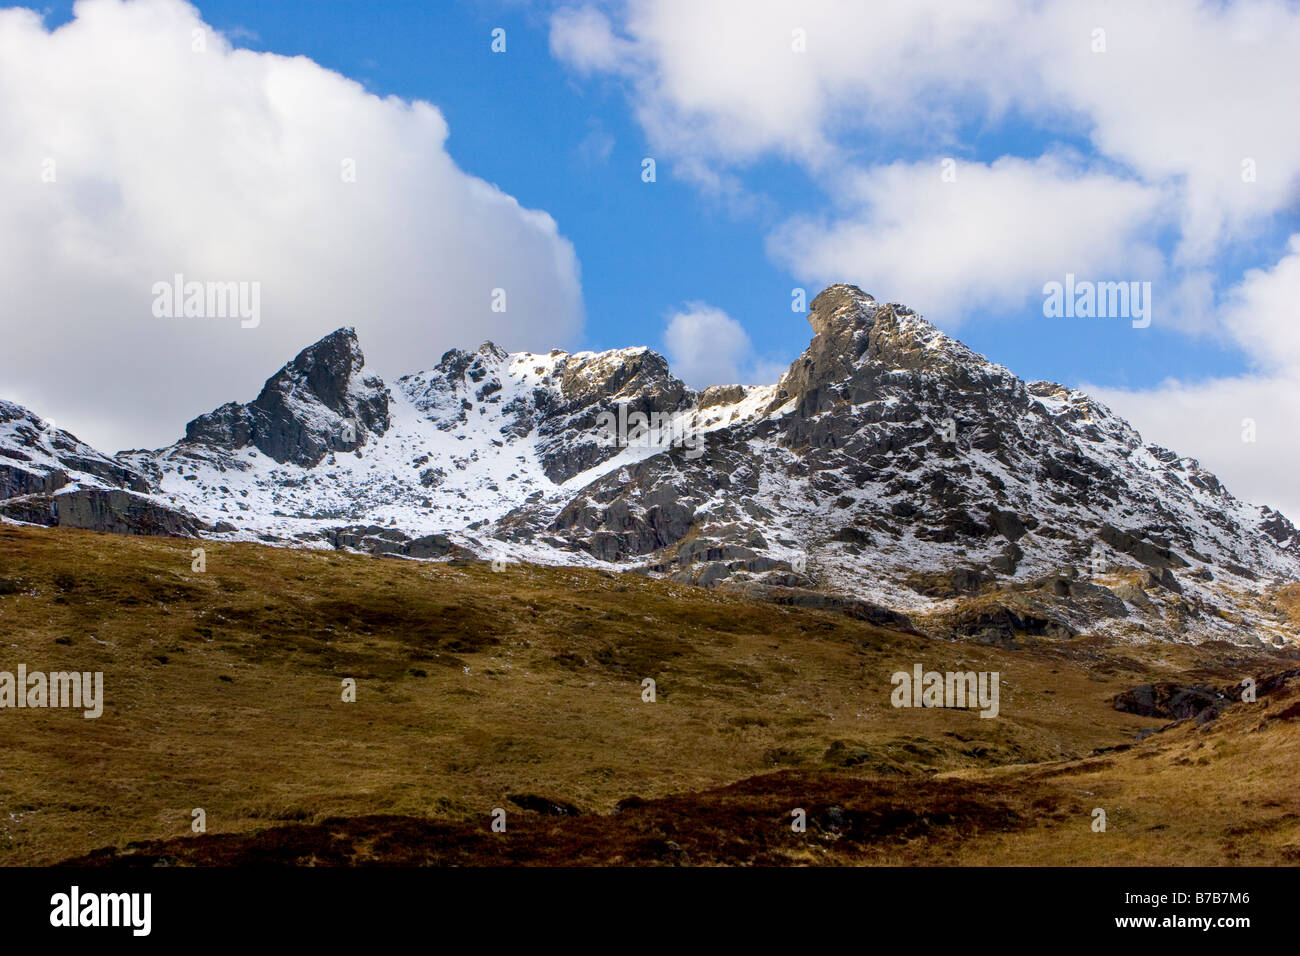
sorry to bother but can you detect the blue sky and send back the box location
[4,0,1298,514]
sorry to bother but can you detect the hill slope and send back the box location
[1,523,1297,866]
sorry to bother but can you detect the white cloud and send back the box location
[1025,1,1300,261]
[662,303,773,387]
[549,6,638,76]
[554,0,1029,170]
[1220,234,1300,374]
[769,155,1167,324]
[0,0,584,453]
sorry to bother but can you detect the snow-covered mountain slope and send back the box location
[113,333,765,555]
[4,284,1298,646]
[1,400,147,498]
[0,400,202,535]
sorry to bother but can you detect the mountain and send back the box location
[3,284,1297,646]
[0,399,199,536]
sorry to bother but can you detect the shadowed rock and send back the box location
[183,327,390,467]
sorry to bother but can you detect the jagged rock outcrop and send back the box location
[183,327,390,467]
[0,488,205,537]
[1113,667,1300,723]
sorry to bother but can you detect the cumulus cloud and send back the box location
[552,0,1028,170]
[1220,234,1300,373]
[770,155,1168,324]
[1025,1,1300,262]
[0,0,584,453]
[662,303,778,388]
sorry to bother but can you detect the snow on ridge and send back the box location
[5,290,1298,649]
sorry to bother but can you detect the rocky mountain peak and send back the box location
[802,284,988,373]
[182,326,390,467]
[807,283,879,339]
[558,347,690,410]
[277,326,367,412]
[772,284,995,418]
[525,346,692,485]
[429,341,509,386]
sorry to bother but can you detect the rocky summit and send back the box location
[3,285,1297,647]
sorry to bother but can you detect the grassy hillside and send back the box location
[0,523,1296,865]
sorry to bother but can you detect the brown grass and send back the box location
[0,523,1296,865]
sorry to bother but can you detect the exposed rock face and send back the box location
[53,489,205,536]
[1113,667,1300,722]
[6,285,1299,645]
[0,399,149,496]
[183,327,390,467]
[0,488,203,537]
[0,461,66,499]
[699,384,747,409]
[541,347,693,484]
[322,524,457,559]
[1097,524,1189,570]
[1113,682,1228,720]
